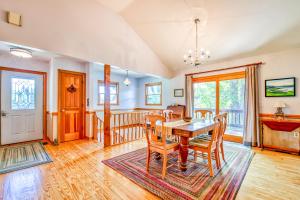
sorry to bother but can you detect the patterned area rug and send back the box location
[103,144,254,200]
[0,142,52,174]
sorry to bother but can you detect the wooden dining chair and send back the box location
[194,109,213,120]
[189,120,221,177]
[193,113,228,165]
[163,109,174,120]
[145,115,180,179]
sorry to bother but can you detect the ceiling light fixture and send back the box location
[10,48,32,58]
[183,18,210,67]
[123,70,131,86]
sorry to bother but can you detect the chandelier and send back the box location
[183,18,210,67]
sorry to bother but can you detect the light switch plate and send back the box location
[7,11,22,26]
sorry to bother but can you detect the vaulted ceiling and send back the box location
[97,0,300,71]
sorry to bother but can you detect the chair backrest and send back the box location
[194,109,213,120]
[209,120,221,148]
[145,115,167,146]
[214,113,228,142]
[163,109,174,119]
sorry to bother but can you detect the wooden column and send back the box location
[104,64,111,147]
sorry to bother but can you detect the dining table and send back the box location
[164,119,215,171]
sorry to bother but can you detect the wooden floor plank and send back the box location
[0,139,299,200]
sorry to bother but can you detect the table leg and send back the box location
[179,136,189,171]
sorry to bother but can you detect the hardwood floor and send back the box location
[236,148,300,200]
[0,139,299,200]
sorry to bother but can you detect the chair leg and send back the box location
[194,150,198,162]
[146,149,151,171]
[220,142,226,162]
[207,151,214,177]
[214,148,220,169]
[162,154,168,179]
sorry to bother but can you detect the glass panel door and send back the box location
[193,81,216,117]
[219,78,245,137]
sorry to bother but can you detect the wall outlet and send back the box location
[293,132,299,137]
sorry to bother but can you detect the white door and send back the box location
[1,70,43,145]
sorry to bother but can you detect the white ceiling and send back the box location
[109,66,151,78]
[97,0,300,71]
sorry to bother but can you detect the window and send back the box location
[145,82,162,105]
[98,81,119,105]
[11,78,36,110]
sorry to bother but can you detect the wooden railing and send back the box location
[93,114,104,143]
[194,108,244,128]
[220,109,244,128]
[94,111,154,146]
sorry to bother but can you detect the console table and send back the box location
[260,118,300,155]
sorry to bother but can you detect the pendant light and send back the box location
[123,70,131,86]
[183,18,210,66]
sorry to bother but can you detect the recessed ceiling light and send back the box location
[10,48,32,58]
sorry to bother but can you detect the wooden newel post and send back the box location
[104,64,111,147]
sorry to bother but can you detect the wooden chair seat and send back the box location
[195,134,211,141]
[150,141,179,150]
[189,138,211,148]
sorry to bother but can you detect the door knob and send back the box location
[61,109,65,112]
[1,111,7,117]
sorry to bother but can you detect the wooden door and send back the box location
[58,70,86,142]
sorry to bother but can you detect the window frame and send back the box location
[97,80,119,105]
[145,82,162,106]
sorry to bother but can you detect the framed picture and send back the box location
[265,77,296,97]
[174,89,184,97]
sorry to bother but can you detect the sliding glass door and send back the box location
[193,72,246,141]
[193,81,216,115]
[219,78,245,137]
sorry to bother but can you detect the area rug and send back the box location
[102,144,254,200]
[0,142,52,174]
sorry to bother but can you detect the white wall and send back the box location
[0,54,92,112]
[0,0,171,78]
[89,64,139,110]
[0,51,49,72]
[137,77,172,109]
[168,48,300,115]
[0,51,51,108]
[48,57,87,112]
